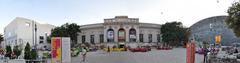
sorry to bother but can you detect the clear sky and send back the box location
[0,0,238,34]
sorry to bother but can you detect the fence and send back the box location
[0,59,48,63]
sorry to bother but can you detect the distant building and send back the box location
[78,16,162,47]
[190,16,240,46]
[4,17,55,49]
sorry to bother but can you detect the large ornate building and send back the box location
[78,16,161,47]
[190,16,240,46]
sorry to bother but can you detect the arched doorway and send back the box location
[118,28,126,42]
[129,28,136,42]
[107,29,114,42]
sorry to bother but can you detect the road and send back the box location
[68,48,204,63]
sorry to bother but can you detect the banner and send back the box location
[107,31,114,39]
[215,35,221,44]
[51,37,61,63]
[118,31,125,39]
[51,37,71,63]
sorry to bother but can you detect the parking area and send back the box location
[67,48,204,63]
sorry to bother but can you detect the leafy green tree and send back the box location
[225,2,240,37]
[161,22,189,46]
[5,46,12,58]
[13,46,22,59]
[47,36,51,43]
[51,23,80,46]
[30,49,38,59]
[24,42,31,60]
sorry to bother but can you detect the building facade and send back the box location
[78,16,161,47]
[190,16,240,46]
[4,17,55,49]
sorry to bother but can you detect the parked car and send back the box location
[103,48,127,52]
[141,46,151,51]
[129,47,148,52]
[156,46,173,50]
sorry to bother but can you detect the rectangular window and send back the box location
[157,34,160,42]
[82,35,85,43]
[39,41,44,44]
[139,34,143,42]
[39,36,44,40]
[99,34,104,43]
[90,35,95,44]
[148,34,152,43]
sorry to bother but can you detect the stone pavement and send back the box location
[67,48,204,63]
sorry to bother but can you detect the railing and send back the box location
[0,58,48,63]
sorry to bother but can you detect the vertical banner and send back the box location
[51,37,61,63]
[186,42,195,63]
[61,37,71,63]
[215,35,221,44]
[107,31,114,39]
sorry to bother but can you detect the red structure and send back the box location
[186,42,195,63]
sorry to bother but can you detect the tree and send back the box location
[0,34,3,44]
[5,46,12,59]
[13,46,22,59]
[30,49,38,59]
[225,2,240,37]
[161,22,190,46]
[24,42,31,60]
[51,23,80,46]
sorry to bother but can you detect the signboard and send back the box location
[129,35,136,38]
[186,42,195,63]
[215,35,221,44]
[51,37,71,63]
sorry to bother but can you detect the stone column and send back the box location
[114,28,118,43]
[104,28,107,43]
[136,27,140,43]
[126,27,129,42]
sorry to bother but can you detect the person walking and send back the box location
[81,47,88,62]
[107,46,110,53]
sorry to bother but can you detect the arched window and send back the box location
[118,28,126,42]
[129,28,136,42]
[107,29,114,42]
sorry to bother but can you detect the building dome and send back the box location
[190,16,240,45]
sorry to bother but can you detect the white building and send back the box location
[78,16,161,47]
[4,17,55,49]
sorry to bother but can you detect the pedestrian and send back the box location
[107,46,110,53]
[81,46,88,62]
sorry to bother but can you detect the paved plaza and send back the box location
[67,48,204,63]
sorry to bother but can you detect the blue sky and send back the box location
[0,0,237,34]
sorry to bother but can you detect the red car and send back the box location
[156,47,173,50]
[129,47,148,52]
